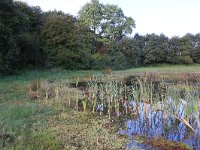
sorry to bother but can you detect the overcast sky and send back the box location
[16,0,200,37]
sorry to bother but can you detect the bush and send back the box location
[91,53,110,70]
[16,33,43,66]
[110,51,128,70]
[0,25,20,74]
[177,55,193,64]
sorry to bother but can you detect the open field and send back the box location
[115,64,200,77]
[0,64,200,149]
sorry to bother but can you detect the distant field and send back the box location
[2,64,200,82]
[115,64,200,75]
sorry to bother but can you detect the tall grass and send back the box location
[26,71,199,134]
[72,74,200,133]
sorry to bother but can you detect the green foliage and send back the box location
[110,51,127,70]
[91,53,110,69]
[107,41,129,69]
[78,0,135,40]
[191,33,200,63]
[101,4,135,40]
[75,24,96,69]
[167,34,195,64]
[42,13,80,69]
[0,24,20,73]
[0,0,23,73]
[1,0,200,72]
[14,1,43,33]
[143,34,168,64]
[177,55,193,64]
[41,12,95,69]
[78,0,102,35]
[16,32,43,66]
[0,0,44,74]
[0,0,29,34]
[112,37,143,67]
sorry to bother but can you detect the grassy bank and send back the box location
[0,69,128,149]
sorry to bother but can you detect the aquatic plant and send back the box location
[33,73,199,149]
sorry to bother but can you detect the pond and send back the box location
[119,101,200,150]
[77,75,200,149]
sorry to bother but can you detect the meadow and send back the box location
[0,64,200,150]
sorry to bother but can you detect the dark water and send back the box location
[119,101,200,150]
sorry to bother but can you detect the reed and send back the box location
[35,73,199,134]
[76,74,199,133]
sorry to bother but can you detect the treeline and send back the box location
[1,0,200,74]
[0,0,44,73]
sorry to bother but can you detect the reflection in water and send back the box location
[120,101,200,150]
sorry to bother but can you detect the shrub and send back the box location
[91,53,110,70]
[177,55,193,64]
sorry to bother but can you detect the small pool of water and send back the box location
[119,101,200,150]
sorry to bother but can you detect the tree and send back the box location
[16,32,43,66]
[0,0,28,73]
[167,36,180,64]
[143,34,168,64]
[41,12,92,69]
[168,35,193,64]
[108,42,128,69]
[169,34,193,64]
[0,24,20,73]
[0,0,29,34]
[14,1,44,67]
[78,0,135,40]
[101,4,135,40]
[116,36,143,66]
[75,24,96,69]
[192,33,200,63]
[178,34,194,64]
[78,0,102,35]
[14,1,43,33]
[91,53,110,69]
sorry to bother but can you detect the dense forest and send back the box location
[1,0,200,74]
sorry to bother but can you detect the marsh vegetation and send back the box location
[0,65,200,149]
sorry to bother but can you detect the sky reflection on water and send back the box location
[120,101,200,150]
